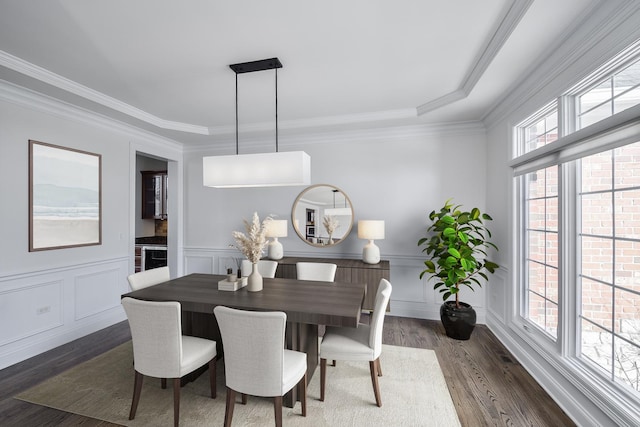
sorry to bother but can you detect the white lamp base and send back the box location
[268,238,284,260]
[362,240,380,264]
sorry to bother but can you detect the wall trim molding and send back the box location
[417,0,533,115]
[0,255,129,285]
[0,79,183,151]
[0,50,209,135]
[184,120,486,154]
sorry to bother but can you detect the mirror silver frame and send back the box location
[291,184,354,247]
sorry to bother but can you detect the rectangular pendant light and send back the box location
[203,57,312,189]
[203,151,310,188]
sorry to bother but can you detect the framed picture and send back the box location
[306,225,315,236]
[29,140,102,251]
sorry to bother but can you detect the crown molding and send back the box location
[0,79,183,150]
[185,120,486,154]
[417,0,533,115]
[483,0,640,129]
[0,1,529,136]
[0,50,209,135]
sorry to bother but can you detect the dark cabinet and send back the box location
[141,171,167,220]
[275,256,390,312]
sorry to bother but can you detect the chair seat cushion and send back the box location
[282,349,307,393]
[320,324,375,361]
[179,336,217,377]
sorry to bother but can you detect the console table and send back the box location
[274,256,390,311]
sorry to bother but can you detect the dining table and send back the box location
[121,273,366,407]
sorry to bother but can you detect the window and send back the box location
[579,143,640,392]
[512,43,640,415]
[521,103,558,154]
[524,166,559,338]
[578,57,640,129]
[517,104,560,339]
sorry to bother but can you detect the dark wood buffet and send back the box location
[274,256,390,311]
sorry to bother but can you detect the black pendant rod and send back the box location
[229,58,283,155]
[275,67,279,153]
[235,73,239,155]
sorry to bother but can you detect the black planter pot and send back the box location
[440,301,476,340]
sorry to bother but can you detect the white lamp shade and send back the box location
[265,220,288,238]
[358,220,385,240]
[203,151,310,188]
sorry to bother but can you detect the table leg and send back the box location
[284,322,318,408]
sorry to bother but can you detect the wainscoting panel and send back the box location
[0,279,63,346]
[74,268,122,321]
[183,251,216,274]
[0,257,128,370]
[487,268,508,324]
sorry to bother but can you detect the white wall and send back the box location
[483,3,640,426]
[183,123,490,321]
[0,82,182,369]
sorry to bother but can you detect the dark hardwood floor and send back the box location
[0,316,574,426]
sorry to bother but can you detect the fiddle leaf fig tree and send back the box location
[418,199,499,309]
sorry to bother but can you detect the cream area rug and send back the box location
[16,342,461,426]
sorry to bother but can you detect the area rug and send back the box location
[16,342,460,426]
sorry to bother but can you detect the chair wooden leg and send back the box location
[224,388,236,427]
[173,378,181,427]
[161,378,167,389]
[377,358,383,377]
[320,358,327,402]
[241,393,248,404]
[129,371,144,420]
[369,359,382,407]
[274,395,283,427]
[209,358,217,398]
[299,372,307,416]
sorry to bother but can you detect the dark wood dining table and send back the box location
[121,273,366,407]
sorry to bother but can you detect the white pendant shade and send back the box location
[203,151,311,188]
[324,207,351,216]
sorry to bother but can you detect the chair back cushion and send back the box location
[127,266,170,291]
[122,297,182,378]
[369,279,392,355]
[296,262,337,282]
[241,259,278,278]
[214,306,286,396]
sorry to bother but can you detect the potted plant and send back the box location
[418,199,499,340]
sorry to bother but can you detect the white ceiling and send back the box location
[0,0,597,145]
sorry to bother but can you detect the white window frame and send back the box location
[512,103,640,421]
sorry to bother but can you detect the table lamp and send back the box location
[266,220,288,260]
[358,220,385,264]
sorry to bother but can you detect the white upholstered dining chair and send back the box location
[241,259,278,279]
[296,262,337,282]
[214,306,307,427]
[319,278,392,407]
[127,266,170,291]
[121,297,217,427]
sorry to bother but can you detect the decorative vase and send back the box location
[247,262,263,292]
[440,301,476,340]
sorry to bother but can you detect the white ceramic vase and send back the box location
[247,262,263,292]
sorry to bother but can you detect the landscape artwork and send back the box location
[29,140,102,251]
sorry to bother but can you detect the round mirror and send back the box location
[292,184,354,247]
